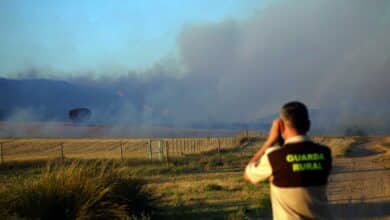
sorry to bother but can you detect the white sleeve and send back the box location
[244,146,280,184]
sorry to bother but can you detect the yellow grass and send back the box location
[312,136,356,157]
[0,138,270,219]
[1,135,384,219]
[0,136,357,162]
[0,137,239,162]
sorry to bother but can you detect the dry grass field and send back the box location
[0,135,389,219]
[0,137,239,162]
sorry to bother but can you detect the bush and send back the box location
[225,207,249,220]
[239,137,261,145]
[204,183,224,191]
[222,153,239,168]
[344,126,367,136]
[0,162,158,220]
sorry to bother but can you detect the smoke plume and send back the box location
[2,0,390,136]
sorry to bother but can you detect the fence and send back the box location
[0,136,243,163]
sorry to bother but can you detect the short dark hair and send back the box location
[281,101,310,134]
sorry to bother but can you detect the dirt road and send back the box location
[327,137,390,219]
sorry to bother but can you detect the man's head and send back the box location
[280,101,310,137]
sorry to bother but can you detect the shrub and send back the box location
[204,183,224,191]
[239,137,261,145]
[344,126,367,136]
[0,162,157,220]
[222,153,239,168]
[225,207,249,220]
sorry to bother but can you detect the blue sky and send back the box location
[0,0,267,77]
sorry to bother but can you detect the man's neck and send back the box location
[283,131,302,140]
[284,135,308,145]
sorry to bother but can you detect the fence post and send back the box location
[120,142,124,161]
[180,139,184,156]
[185,139,187,155]
[172,139,175,156]
[217,138,221,163]
[170,139,173,156]
[165,141,170,163]
[240,140,244,166]
[0,143,3,164]
[174,139,177,156]
[159,140,163,161]
[148,139,152,161]
[183,139,186,155]
[176,138,179,156]
[60,143,64,162]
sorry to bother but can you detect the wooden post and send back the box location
[60,143,64,162]
[165,141,169,163]
[120,142,124,161]
[180,139,184,156]
[0,143,3,164]
[175,139,177,156]
[173,139,175,157]
[187,139,189,154]
[148,139,153,161]
[172,139,175,156]
[175,139,178,156]
[184,139,187,154]
[217,138,221,163]
[240,140,244,166]
[159,140,163,161]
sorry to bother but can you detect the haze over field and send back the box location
[1,0,390,135]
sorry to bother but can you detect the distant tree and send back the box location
[68,108,92,123]
[344,126,367,136]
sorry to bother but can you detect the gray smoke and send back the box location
[2,0,390,136]
[173,0,390,133]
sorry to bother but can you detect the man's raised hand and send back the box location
[265,118,282,147]
[247,118,282,165]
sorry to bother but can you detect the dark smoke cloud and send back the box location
[2,0,390,136]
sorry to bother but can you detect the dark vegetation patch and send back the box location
[204,183,225,191]
[0,162,158,220]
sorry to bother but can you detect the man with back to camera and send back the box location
[244,101,332,220]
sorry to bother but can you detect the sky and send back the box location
[0,0,268,77]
